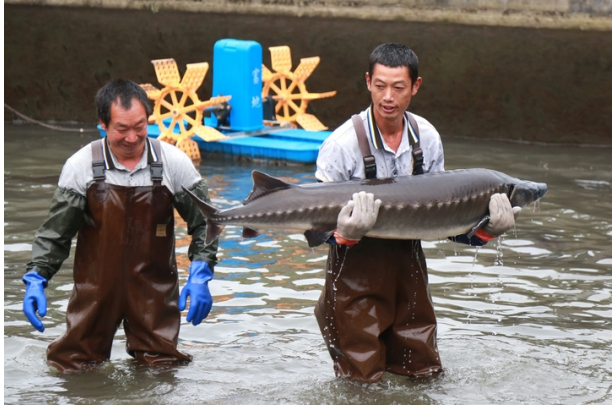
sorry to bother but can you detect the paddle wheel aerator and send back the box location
[140,58,231,160]
[262,46,336,131]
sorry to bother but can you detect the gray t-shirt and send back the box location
[316,107,445,182]
[58,138,202,196]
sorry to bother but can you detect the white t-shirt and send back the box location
[58,138,202,196]
[316,107,445,182]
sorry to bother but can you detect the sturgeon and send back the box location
[183,168,548,248]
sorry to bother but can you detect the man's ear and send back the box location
[411,77,423,96]
[99,119,107,132]
[365,72,371,91]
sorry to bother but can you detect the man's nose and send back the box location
[124,130,139,143]
[383,87,394,100]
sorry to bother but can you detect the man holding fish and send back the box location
[314,43,521,382]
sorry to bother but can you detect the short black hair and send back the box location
[368,43,419,86]
[95,79,151,126]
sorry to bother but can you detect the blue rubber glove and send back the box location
[178,261,213,326]
[22,271,48,332]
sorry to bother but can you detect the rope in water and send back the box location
[4,103,98,133]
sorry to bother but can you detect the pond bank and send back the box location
[4,4,612,144]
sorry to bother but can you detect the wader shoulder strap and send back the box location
[148,138,164,185]
[351,115,377,179]
[405,112,424,176]
[91,137,164,184]
[91,139,106,181]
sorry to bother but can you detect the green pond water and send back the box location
[4,125,611,404]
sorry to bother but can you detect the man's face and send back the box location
[366,64,422,123]
[100,98,148,162]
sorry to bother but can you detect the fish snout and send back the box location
[535,182,548,201]
[510,181,548,208]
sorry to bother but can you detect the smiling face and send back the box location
[99,98,148,164]
[366,63,422,125]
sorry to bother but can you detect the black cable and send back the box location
[4,103,99,133]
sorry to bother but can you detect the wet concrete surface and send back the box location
[4,4,612,144]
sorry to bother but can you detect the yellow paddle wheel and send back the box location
[140,58,232,160]
[262,46,336,131]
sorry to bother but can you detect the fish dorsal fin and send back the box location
[243,171,294,204]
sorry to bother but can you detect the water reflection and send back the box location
[4,125,611,404]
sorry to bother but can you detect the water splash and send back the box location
[493,236,504,266]
[472,246,481,267]
[332,246,350,306]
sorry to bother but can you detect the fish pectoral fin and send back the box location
[242,227,262,239]
[304,229,335,248]
[466,215,490,239]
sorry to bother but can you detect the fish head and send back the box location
[509,180,548,208]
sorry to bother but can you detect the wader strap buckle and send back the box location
[150,163,163,184]
[412,147,424,175]
[91,139,106,181]
[92,161,106,180]
[148,138,164,185]
[363,155,377,180]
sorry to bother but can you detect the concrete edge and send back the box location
[5,0,612,31]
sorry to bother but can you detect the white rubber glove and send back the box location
[336,191,382,242]
[482,193,522,237]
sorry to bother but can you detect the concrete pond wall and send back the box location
[4,3,612,144]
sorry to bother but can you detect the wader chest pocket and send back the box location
[156,224,167,237]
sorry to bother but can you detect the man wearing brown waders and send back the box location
[315,43,520,382]
[22,80,218,372]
